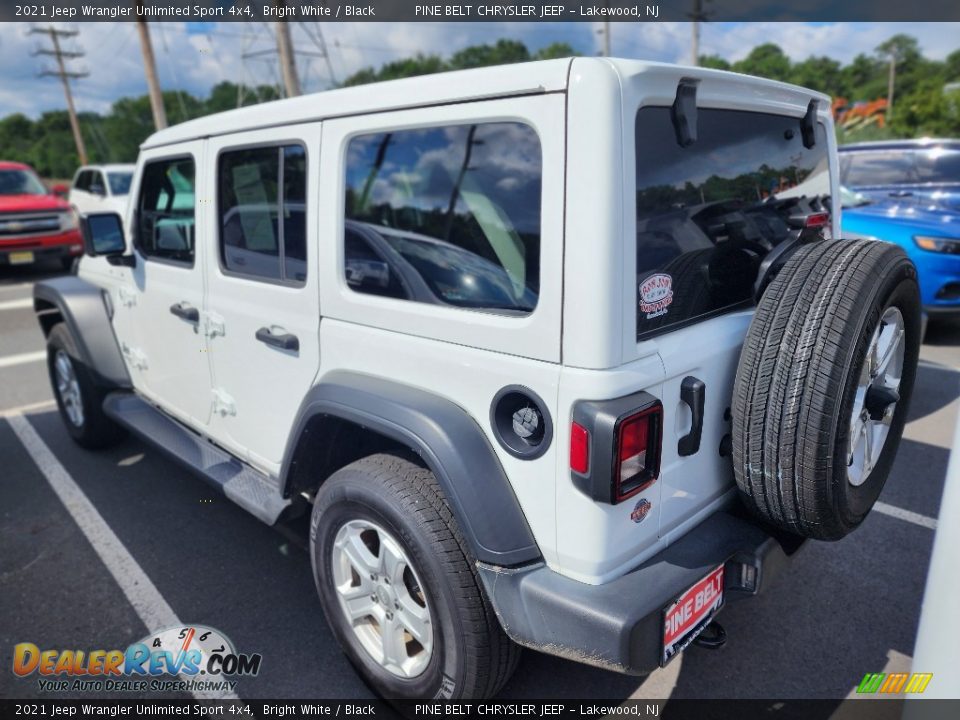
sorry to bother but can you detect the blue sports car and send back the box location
[841,187,960,317]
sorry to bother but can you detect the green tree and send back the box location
[450,39,530,69]
[733,43,792,82]
[876,34,922,119]
[698,54,731,71]
[790,57,847,97]
[947,50,960,81]
[533,42,577,60]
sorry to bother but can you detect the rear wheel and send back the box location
[47,323,124,449]
[310,454,519,699]
[732,240,921,539]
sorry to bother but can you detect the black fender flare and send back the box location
[33,276,131,389]
[281,371,541,567]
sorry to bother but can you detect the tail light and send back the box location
[804,212,830,228]
[614,405,662,501]
[570,422,590,475]
[570,392,663,505]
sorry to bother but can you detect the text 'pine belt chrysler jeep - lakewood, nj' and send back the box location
[34,58,921,699]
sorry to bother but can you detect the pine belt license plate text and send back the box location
[662,564,724,665]
[8,251,34,265]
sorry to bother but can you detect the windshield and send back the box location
[108,172,133,196]
[0,168,49,196]
[635,106,831,339]
[840,186,871,208]
[841,148,960,186]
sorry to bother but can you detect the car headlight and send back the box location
[914,236,960,254]
[60,209,79,232]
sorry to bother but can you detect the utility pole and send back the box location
[886,57,896,122]
[597,2,611,57]
[135,3,167,130]
[275,20,301,97]
[688,0,711,66]
[30,25,88,166]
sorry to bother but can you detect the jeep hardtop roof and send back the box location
[140,57,831,151]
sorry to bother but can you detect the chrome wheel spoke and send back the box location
[379,538,406,585]
[397,598,431,647]
[380,615,409,670]
[340,532,379,579]
[331,518,433,679]
[847,307,905,487]
[341,591,378,623]
[54,350,83,427]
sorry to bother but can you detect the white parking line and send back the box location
[0,351,46,369]
[0,298,32,312]
[5,412,240,701]
[873,501,938,530]
[0,399,56,417]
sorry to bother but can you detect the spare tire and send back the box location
[732,239,921,540]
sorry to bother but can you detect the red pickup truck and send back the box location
[0,161,83,270]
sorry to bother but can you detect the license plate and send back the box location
[8,251,34,265]
[662,564,724,665]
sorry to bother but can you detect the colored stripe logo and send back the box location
[857,672,933,694]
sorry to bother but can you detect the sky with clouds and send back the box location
[0,21,958,119]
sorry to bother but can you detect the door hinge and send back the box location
[117,287,137,307]
[212,388,236,417]
[120,342,148,370]
[204,312,226,339]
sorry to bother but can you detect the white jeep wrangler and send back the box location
[34,58,920,699]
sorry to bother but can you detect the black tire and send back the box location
[732,240,921,540]
[60,256,77,273]
[47,323,124,449]
[310,453,520,700]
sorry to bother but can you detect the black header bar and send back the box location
[1,1,959,23]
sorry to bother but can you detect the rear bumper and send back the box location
[478,510,801,675]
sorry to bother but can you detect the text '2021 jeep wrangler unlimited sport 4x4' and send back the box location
[34,58,920,699]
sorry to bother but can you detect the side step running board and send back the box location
[103,393,290,525]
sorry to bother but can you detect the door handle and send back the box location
[255,326,299,352]
[169,302,199,322]
[678,376,705,457]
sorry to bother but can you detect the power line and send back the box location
[29,24,89,165]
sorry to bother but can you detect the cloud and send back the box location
[0,20,957,119]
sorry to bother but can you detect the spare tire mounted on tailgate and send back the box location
[732,239,921,540]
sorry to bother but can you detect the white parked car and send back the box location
[68,164,135,217]
[33,58,921,700]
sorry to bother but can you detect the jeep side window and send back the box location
[343,122,541,314]
[74,170,90,192]
[218,144,307,284]
[137,157,196,266]
[635,107,830,339]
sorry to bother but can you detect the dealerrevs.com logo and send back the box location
[12,625,261,693]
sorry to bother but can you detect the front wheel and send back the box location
[47,323,124,449]
[310,454,519,699]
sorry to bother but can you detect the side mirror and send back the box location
[90,184,106,197]
[50,183,69,199]
[80,213,132,265]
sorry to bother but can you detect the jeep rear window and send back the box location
[343,122,541,314]
[635,107,830,340]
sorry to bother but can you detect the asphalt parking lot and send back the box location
[0,260,954,704]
